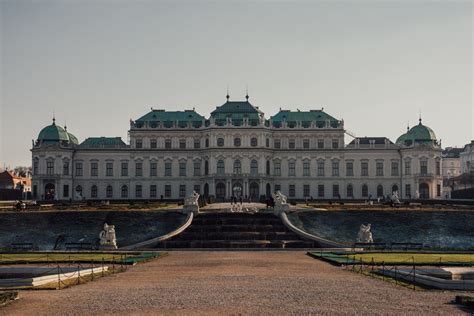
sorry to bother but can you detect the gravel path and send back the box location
[2,252,469,315]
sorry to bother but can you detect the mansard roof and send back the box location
[349,137,394,145]
[270,109,341,128]
[136,109,205,123]
[80,137,126,147]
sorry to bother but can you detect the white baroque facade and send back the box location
[31,97,443,201]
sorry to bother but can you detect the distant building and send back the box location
[31,96,443,201]
[460,140,474,174]
[0,170,31,191]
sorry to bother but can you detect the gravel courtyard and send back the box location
[2,251,468,315]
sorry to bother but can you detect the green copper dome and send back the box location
[37,119,79,145]
[397,118,437,146]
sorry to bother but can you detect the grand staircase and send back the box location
[155,212,317,249]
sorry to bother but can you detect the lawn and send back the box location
[309,251,474,266]
[0,252,162,265]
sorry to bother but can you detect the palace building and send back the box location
[31,96,443,201]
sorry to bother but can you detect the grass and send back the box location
[309,251,474,266]
[0,252,162,265]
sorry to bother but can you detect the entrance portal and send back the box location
[232,182,243,197]
[216,183,226,200]
[249,182,259,200]
[419,183,429,199]
[44,183,55,200]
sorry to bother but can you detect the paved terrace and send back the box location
[3,252,467,315]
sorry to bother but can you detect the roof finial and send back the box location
[226,85,230,101]
[245,84,249,101]
[419,110,422,124]
[64,119,67,131]
[52,109,56,125]
[407,121,410,131]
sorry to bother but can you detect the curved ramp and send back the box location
[281,211,346,248]
[121,212,194,250]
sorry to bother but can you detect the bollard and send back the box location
[102,258,104,277]
[112,256,115,273]
[413,256,416,291]
[57,265,61,290]
[77,263,80,285]
[382,261,385,281]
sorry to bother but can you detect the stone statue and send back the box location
[99,223,117,249]
[391,191,400,204]
[357,224,373,243]
[183,191,200,214]
[184,191,200,206]
[272,191,289,215]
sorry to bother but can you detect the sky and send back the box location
[0,0,472,167]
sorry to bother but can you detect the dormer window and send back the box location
[136,139,143,149]
[251,137,258,147]
[234,137,241,147]
[217,138,224,147]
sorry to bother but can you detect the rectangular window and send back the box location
[150,139,157,149]
[346,162,353,176]
[33,185,38,198]
[75,162,83,176]
[46,161,54,175]
[332,161,339,176]
[150,185,157,198]
[437,184,441,197]
[391,161,399,176]
[63,161,69,175]
[303,185,310,197]
[436,160,441,176]
[135,162,143,177]
[91,162,98,177]
[274,184,281,192]
[420,161,428,175]
[179,184,186,198]
[63,185,69,198]
[303,139,310,149]
[318,184,325,198]
[150,162,157,176]
[332,139,339,149]
[289,139,295,149]
[405,184,411,198]
[33,160,39,175]
[179,139,186,149]
[289,185,295,197]
[194,185,201,194]
[303,161,310,176]
[179,162,187,176]
[318,139,324,149]
[317,161,325,176]
[165,185,171,197]
[361,162,369,176]
[333,184,340,197]
[136,139,142,149]
[194,161,201,176]
[288,161,295,176]
[274,139,281,149]
[135,185,142,198]
[106,162,113,177]
[165,162,172,176]
[121,162,128,176]
[266,138,270,147]
[274,161,281,176]
[194,139,200,149]
[405,160,411,175]
[376,161,384,176]
[165,139,172,149]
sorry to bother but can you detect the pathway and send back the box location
[2,252,467,315]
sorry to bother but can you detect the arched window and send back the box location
[266,160,270,175]
[250,137,258,147]
[377,185,384,197]
[121,185,128,198]
[234,137,241,147]
[217,160,225,175]
[347,184,353,198]
[204,161,209,175]
[250,160,258,175]
[217,138,224,147]
[392,184,399,194]
[106,185,113,198]
[91,185,98,198]
[362,184,368,197]
[233,160,241,174]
